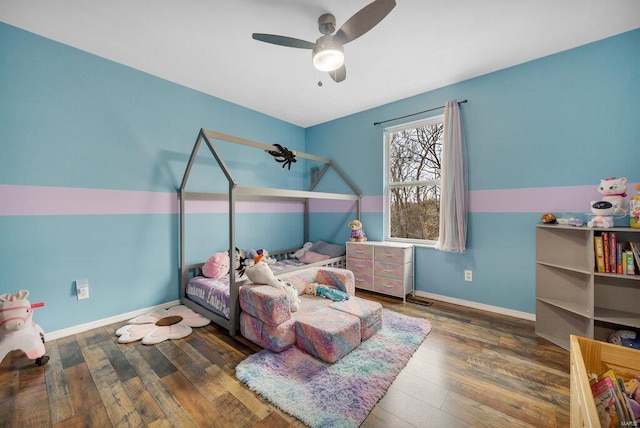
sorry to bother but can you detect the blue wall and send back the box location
[2,22,639,332]
[0,23,306,332]
[306,28,640,314]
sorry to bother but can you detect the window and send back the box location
[385,115,444,244]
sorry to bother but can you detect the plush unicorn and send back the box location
[0,290,49,366]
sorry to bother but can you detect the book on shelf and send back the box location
[594,236,605,273]
[627,251,636,275]
[603,232,611,273]
[631,242,640,274]
[610,232,617,274]
[617,242,623,274]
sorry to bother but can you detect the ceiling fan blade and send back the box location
[252,33,316,49]
[329,65,346,83]
[334,0,396,45]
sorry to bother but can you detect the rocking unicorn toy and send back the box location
[0,290,49,366]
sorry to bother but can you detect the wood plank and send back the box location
[134,342,177,378]
[56,335,85,369]
[119,341,198,427]
[101,339,138,383]
[161,371,230,427]
[122,376,167,426]
[82,343,144,426]
[13,356,51,427]
[156,340,226,400]
[43,340,74,423]
[207,364,273,420]
[75,325,112,349]
[63,362,110,426]
[0,351,21,426]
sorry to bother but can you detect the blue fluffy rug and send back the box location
[235,309,432,427]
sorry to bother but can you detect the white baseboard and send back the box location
[414,291,536,322]
[45,300,181,341]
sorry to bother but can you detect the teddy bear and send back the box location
[596,177,629,215]
[202,252,230,278]
[304,283,349,302]
[243,254,301,312]
[587,201,615,228]
[348,219,367,242]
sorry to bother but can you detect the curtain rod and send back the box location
[373,99,468,126]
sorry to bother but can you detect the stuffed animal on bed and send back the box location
[244,254,301,312]
[228,247,246,271]
[293,242,313,259]
[245,249,276,265]
[202,252,230,278]
[305,283,349,302]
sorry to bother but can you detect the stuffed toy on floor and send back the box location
[0,290,49,366]
[244,254,301,311]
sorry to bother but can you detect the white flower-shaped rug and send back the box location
[115,305,210,345]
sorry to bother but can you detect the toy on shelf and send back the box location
[608,330,640,350]
[348,219,367,242]
[541,213,557,224]
[630,184,640,229]
[305,283,350,302]
[587,201,615,228]
[597,177,629,215]
[0,290,49,366]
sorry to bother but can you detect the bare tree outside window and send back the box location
[386,116,443,242]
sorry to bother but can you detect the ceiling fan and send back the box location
[252,0,396,83]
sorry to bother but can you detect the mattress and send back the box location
[186,259,304,319]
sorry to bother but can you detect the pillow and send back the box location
[298,251,330,264]
[309,240,346,258]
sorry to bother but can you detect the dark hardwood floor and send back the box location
[0,291,570,427]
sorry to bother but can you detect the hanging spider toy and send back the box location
[266,144,297,170]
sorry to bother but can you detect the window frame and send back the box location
[384,114,444,246]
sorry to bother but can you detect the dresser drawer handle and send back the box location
[355,264,367,268]
[383,268,394,272]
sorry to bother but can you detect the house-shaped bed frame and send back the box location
[179,128,362,335]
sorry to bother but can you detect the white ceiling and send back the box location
[1,0,639,128]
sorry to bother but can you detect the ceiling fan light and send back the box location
[313,48,344,71]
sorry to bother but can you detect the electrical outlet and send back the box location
[464,270,472,282]
[77,279,89,300]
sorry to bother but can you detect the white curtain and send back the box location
[436,100,467,252]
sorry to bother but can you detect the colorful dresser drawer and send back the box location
[374,260,412,280]
[347,243,373,260]
[347,258,373,277]
[374,245,412,264]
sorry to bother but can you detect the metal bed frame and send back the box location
[179,129,361,335]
